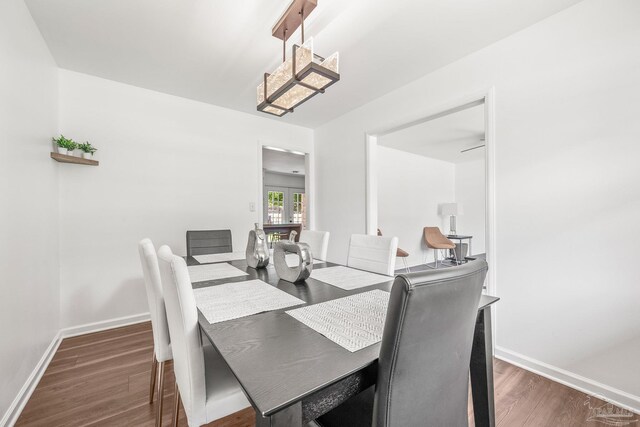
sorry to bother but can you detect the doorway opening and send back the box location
[365,91,496,295]
[261,146,308,245]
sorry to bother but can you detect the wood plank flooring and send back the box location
[16,322,636,426]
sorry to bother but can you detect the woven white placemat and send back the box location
[286,289,390,352]
[193,252,245,264]
[194,279,305,324]
[187,263,248,283]
[310,265,390,290]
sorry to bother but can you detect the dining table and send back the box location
[186,255,499,427]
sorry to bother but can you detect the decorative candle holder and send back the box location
[246,223,270,269]
[273,241,313,283]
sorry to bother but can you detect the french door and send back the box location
[265,186,306,226]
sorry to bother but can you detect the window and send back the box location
[267,191,284,224]
[264,186,306,227]
[292,192,305,226]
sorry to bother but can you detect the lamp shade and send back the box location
[439,203,463,216]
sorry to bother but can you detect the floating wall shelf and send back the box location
[50,152,99,166]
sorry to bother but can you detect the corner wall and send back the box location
[377,146,455,266]
[57,70,313,328]
[0,0,60,422]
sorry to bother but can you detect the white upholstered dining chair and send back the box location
[156,245,250,427]
[347,234,399,276]
[138,238,172,427]
[299,230,330,261]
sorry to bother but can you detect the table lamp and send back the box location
[439,203,463,236]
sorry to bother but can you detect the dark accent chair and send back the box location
[316,260,488,427]
[186,229,232,257]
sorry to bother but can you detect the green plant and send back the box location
[52,135,77,150]
[77,142,97,154]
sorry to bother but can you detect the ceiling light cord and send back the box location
[300,7,305,44]
[283,28,287,62]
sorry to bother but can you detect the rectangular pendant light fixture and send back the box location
[257,0,340,117]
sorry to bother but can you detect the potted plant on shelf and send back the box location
[78,142,97,160]
[52,135,77,156]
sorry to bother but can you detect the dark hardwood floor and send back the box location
[16,322,635,426]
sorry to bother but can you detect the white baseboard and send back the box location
[0,331,62,427]
[1,312,151,426]
[59,312,150,338]
[495,346,640,414]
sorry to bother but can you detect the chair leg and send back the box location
[155,361,166,427]
[427,249,438,269]
[173,383,181,427]
[402,257,410,273]
[149,353,158,404]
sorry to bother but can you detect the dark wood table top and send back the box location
[447,234,473,239]
[189,257,499,417]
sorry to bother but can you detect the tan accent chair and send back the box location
[423,227,457,268]
[378,229,410,272]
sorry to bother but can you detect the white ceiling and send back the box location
[379,103,485,164]
[262,148,306,175]
[25,0,582,128]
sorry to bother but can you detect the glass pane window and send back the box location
[292,192,305,226]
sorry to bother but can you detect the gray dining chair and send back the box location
[315,259,488,427]
[186,229,232,257]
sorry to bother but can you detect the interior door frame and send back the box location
[364,88,497,297]
[257,141,315,230]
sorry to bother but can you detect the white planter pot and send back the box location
[58,147,68,155]
[81,152,93,160]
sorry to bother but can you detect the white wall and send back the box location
[455,158,486,255]
[316,0,640,410]
[58,70,312,328]
[377,146,455,267]
[0,0,59,422]
[264,171,305,188]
